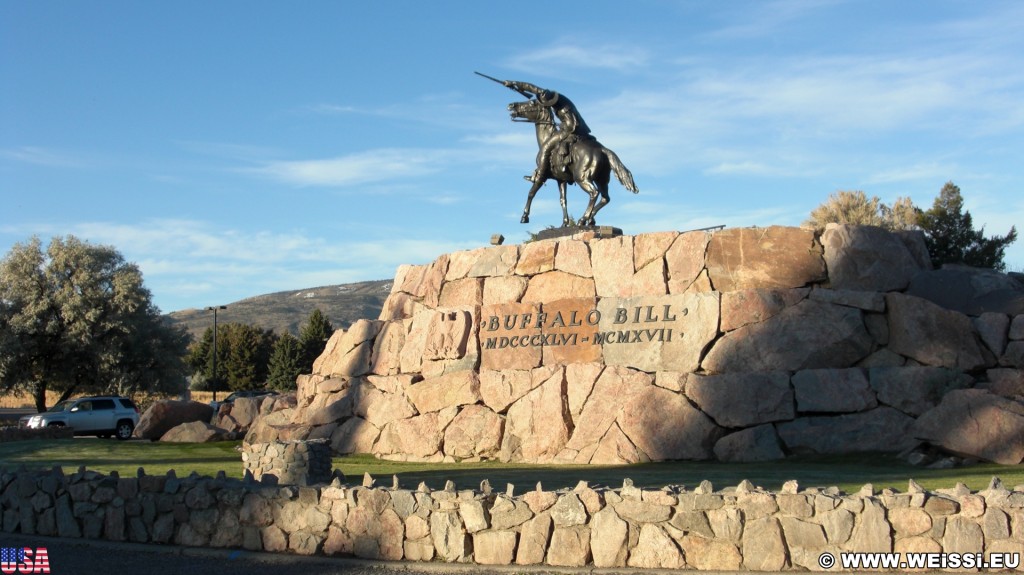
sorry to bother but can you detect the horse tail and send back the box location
[603,147,638,193]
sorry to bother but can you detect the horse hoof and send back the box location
[521,215,529,224]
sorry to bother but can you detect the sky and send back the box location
[2,1,1023,314]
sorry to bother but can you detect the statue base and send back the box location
[535,225,623,241]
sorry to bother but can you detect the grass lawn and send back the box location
[2,438,1022,494]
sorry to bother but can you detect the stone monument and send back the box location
[243,224,1024,465]
[234,75,1024,466]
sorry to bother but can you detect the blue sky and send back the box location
[3,0,1022,314]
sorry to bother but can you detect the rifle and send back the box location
[475,71,530,98]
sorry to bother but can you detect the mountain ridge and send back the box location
[165,279,392,342]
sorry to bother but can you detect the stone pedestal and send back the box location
[535,225,622,241]
[245,224,1024,467]
[242,439,332,485]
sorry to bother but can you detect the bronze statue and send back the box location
[478,72,638,227]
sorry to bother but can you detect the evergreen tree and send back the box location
[186,325,231,394]
[267,333,302,391]
[226,324,262,390]
[298,309,334,371]
[918,182,1017,271]
[187,322,276,391]
[186,328,213,384]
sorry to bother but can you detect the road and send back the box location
[4,533,875,575]
[0,407,33,426]
[2,535,620,575]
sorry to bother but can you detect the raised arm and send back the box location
[503,80,546,98]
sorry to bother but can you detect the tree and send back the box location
[804,190,919,232]
[918,181,1017,271]
[298,309,334,372]
[187,322,276,392]
[0,236,189,411]
[226,324,262,390]
[880,196,921,231]
[186,326,228,393]
[266,333,302,391]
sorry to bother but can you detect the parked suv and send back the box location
[24,396,140,440]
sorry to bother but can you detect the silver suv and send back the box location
[25,396,139,440]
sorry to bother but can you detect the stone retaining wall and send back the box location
[241,440,333,486]
[2,467,1022,570]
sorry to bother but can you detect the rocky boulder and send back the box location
[980,368,1024,398]
[703,299,873,373]
[776,407,916,454]
[313,320,384,377]
[705,226,826,292]
[791,368,877,413]
[212,396,263,434]
[886,293,987,370]
[686,372,794,427]
[906,265,1024,316]
[713,424,785,462]
[910,388,1024,464]
[869,366,972,416]
[821,224,927,292]
[160,421,228,443]
[134,400,215,441]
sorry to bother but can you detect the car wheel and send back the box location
[115,420,135,440]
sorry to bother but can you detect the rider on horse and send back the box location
[502,80,593,183]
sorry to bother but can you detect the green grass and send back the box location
[335,453,1024,494]
[2,439,1022,494]
[0,439,243,479]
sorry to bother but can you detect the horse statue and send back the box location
[509,98,638,227]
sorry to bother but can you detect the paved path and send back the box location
[0,407,33,425]
[6,534,854,575]
[3,534,615,575]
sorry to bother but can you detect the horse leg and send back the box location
[587,181,611,226]
[577,179,600,227]
[559,182,572,227]
[521,179,544,224]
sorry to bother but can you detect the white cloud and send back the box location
[705,161,790,177]
[250,149,450,187]
[865,162,958,185]
[2,218,478,312]
[0,146,90,168]
[302,104,359,115]
[702,0,843,40]
[177,141,283,163]
[505,40,651,74]
[581,34,1024,181]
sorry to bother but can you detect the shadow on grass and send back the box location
[333,452,1024,494]
[2,440,1020,494]
[0,438,243,478]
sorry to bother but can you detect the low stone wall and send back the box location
[0,425,74,442]
[241,440,332,486]
[2,467,1022,570]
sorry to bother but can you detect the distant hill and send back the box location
[165,280,393,342]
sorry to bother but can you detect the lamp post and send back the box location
[206,305,227,403]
